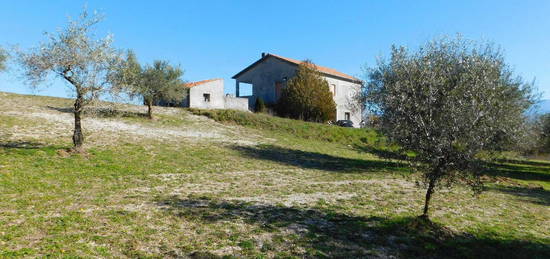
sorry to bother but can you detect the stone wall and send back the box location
[223,95,249,111]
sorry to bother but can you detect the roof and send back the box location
[232,53,361,83]
[184,78,222,88]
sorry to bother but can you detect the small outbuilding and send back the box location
[160,78,248,111]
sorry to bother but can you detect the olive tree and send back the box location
[116,53,186,119]
[17,10,123,150]
[276,60,336,122]
[141,61,185,119]
[538,114,550,153]
[365,36,535,218]
[0,47,7,71]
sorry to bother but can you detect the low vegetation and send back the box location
[1,92,548,258]
[189,108,382,147]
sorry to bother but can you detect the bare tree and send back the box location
[17,9,123,151]
[365,36,536,218]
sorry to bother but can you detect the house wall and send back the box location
[324,76,363,127]
[188,80,225,109]
[224,95,249,111]
[235,57,297,105]
[234,56,363,127]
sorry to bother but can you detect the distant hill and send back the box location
[538,100,550,114]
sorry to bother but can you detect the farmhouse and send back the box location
[233,53,363,127]
[168,78,248,111]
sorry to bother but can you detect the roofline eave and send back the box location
[232,53,362,84]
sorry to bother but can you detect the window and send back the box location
[330,84,336,96]
[203,93,211,102]
[344,112,350,121]
[237,82,253,96]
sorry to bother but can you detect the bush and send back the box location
[275,60,336,123]
[255,97,267,113]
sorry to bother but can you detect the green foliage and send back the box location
[365,35,536,216]
[17,9,122,96]
[0,47,7,71]
[275,60,336,123]
[255,97,267,113]
[140,61,185,105]
[111,50,142,95]
[539,114,550,153]
[116,52,186,118]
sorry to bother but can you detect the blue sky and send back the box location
[1,0,549,99]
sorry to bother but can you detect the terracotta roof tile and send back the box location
[269,54,361,82]
[232,53,361,83]
[184,78,222,88]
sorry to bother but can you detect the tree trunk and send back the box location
[147,101,153,119]
[72,92,84,150]
[422,178,436,218]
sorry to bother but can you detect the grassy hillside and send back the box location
[188,109,383,146]
[0,92,549,258]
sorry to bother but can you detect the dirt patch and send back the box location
[1,109,258,146]
[229,192,358,206]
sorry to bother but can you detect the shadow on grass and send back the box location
[158,196,550,258]
[0,141,46,149]
[484,160,550,183]
[496,158,550,167]
[231,144,407,173]
[45,106,148,119]
[353,144,408,160]
[488,185,550,206]
[0,141,68,154]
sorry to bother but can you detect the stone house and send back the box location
[232,53,363,127]
[175,78,248,111]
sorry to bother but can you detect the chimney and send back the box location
[261,52,266,58]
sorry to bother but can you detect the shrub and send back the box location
[255,97,267,113]
[275,60,336,123]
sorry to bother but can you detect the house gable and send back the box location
[232,55,296,84]
[233,53,361,84]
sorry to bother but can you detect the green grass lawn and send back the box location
[0,92,549,258]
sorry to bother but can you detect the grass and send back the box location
[0,91,549,258]
[188,108,385,146]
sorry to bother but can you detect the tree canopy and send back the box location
[276,60,336,123]
[537,114,550,153]
[0,47,7,72]
[116,52,186,119]
[365,36,536,218]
